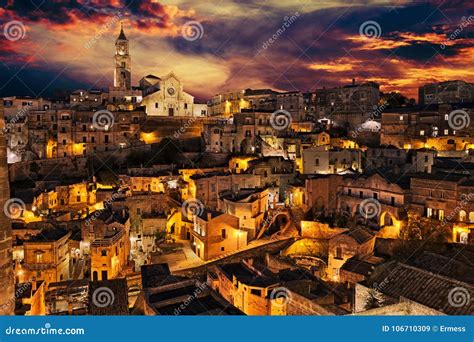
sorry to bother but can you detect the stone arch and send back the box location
[268,212,289,235]
[257,210,291,239]
[380,211,396,227]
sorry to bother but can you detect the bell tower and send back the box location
[114,23,131,90]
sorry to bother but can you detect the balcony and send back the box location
[91,229,124,247]
[23,262,55,271]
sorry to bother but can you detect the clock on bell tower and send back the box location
[114,23,131,90]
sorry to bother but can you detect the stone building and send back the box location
[327,228,375,281]
[302,146,362,174]
[90,227,129,281]
[3,96,52,117]
[218,188,269,239]
[234,110,293,154]
[409,174,474,243]
[209,261,279,315]
[141,72,197,117]
[0,102,14,314]
[69,89,107,109]
[418,80,474,105]
[190,172,262,210]
[15,280,46,315]
[26,109,146,158]
[108,25,142,110]
[337,172,409,234]
[203,120,236,153]
[380,105,474,149]
[276,91,306,121]
[208,88,278,117]
[315,80,380,129]
[209,259,344,315]
[21,228,71,284]
[305,175,345,215]
[246,156,295,198]
[34,181,97,214]
[191,210,244,261]
[135,263,242,315]
[364,146,436,174]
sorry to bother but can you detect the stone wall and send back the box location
[0,102,14,314]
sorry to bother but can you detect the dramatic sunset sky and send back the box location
[0,0,473,101]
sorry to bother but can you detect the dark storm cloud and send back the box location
[0,0,472,98]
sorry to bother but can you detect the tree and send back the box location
[381,92,416,108]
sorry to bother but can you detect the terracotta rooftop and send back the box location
[364,262,474,315]
[88,279,129,315]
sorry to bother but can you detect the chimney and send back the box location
[352,78,355,86]
[31,280,37,292]
[68,301,73,315]
[207,212,212,222]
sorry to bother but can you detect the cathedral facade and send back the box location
[140,72,199,117]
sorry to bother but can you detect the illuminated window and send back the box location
[459,210,467,222]
[35,252,43,263]
[427,208,433,218]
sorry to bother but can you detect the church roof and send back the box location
[117,25,127,40]
[144,74,161,80]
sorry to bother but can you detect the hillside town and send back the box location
[0,25,473,317]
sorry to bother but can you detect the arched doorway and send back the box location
[267,213,288,235]
[380,211,395,227]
